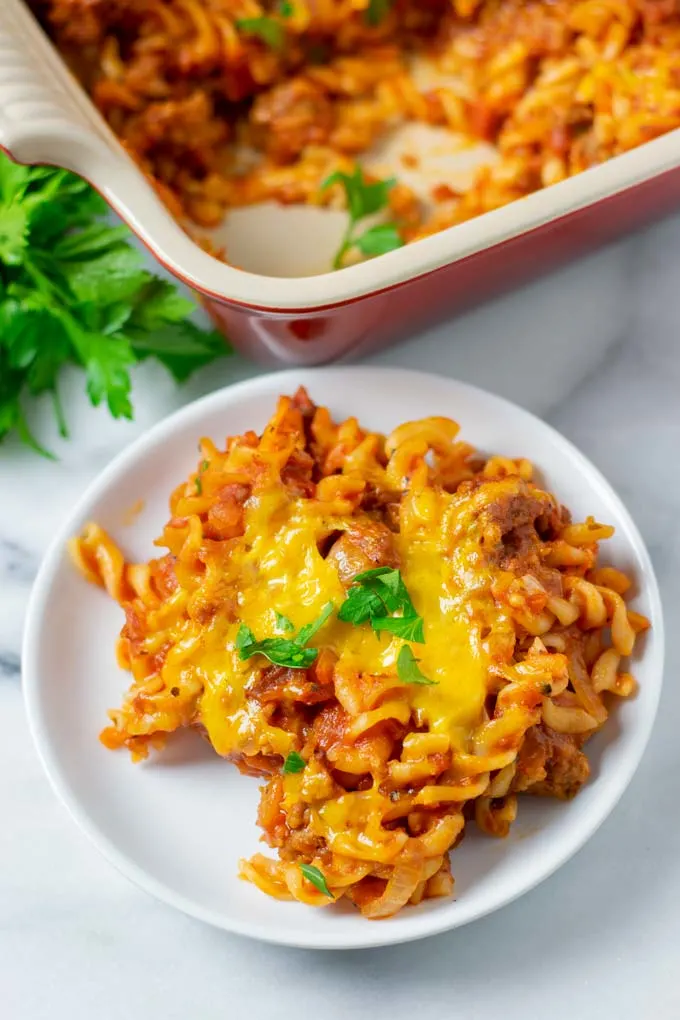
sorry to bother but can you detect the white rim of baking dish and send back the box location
[3,0,680,311]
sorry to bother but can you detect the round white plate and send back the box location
[23,367,664,949]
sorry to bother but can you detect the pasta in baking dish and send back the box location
[69,389,649,919]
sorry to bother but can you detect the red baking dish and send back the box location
[3,0,680,366]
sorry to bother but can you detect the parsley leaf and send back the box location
[323,168,395,221]
[337,584,386,626]
[275,612,296,633]
[299,863,333,898]
[354,224,404,257]
[373,614,425,642]
[282,751,306,774]
[236,603,335,669]
[0,154,231,456]
[296,601,334,646]
[365,0,395,25]
[279,0,294,14]
[236,17,285,50]
[321,167,404,269]
[239,633,318,669]
[71,329,136,419]
[338,568,424,640]
[397,644,437,685]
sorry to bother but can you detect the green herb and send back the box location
[397,644,437,685]
[0,157,229,456]
[275,612,295,633]
[194,456,210,494]
[296,601,334,646]
[236,603,334,669]
[299,863,333,898]
[354,224,404,257]
[354,567,418,615]
[279,0,294,15]
[236,17,285,50]
[283,751,306,774]
[338,567,424,640]
[372,614,425,642]
[236,624,317,669]
[321,167,404,269]
[365,0,395,26]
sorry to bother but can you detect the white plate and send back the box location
[22,367,664,950]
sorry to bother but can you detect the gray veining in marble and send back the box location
[2,211,680,1020]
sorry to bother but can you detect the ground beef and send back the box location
[513,723,590,800]
[325,519,399,584]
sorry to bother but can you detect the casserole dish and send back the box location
[2,0,680,366]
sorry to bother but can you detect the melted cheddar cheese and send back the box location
[177,475,502,761]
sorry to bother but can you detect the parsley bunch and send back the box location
[0,157,229,456]
[322,168,404,269]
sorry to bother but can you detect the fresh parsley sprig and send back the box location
[337,567,424,641]
[282,751,306,774]
[0,156,230,456]
[397,645,436,685]
[236,16,286,50]
[236,602,334,669]
[299,863,333,898]
[321,167,404,269]
[275,612,295,633]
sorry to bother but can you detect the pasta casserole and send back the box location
[70,389,648,918]
[30,1,680,268]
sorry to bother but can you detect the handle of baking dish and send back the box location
[0,0,211,287]
[0,0,127,173]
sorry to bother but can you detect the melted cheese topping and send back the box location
[191,480,497,759]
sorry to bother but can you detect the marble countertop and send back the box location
[3,214,680,1020]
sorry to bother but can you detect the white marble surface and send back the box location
[3,215,680,1019]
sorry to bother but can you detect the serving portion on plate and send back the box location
[23,368,663,947]
[70,386,647,919]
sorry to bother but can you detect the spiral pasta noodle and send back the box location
[70,387,649,918]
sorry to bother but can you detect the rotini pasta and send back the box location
[69,388,649,918]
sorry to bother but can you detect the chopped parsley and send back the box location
[236,602,334,669]
[282,751,306,774]
[194,458,209,495]
[338,567,424,641]
[372,614,424,642]
[296,601,335,646]
[321,167,404,269]
[236,17,285,51]
[278,0,294,15]
[299,863,333,898]
[397,644,437,685]
[365,0,395,25]
[275,612,295,633]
